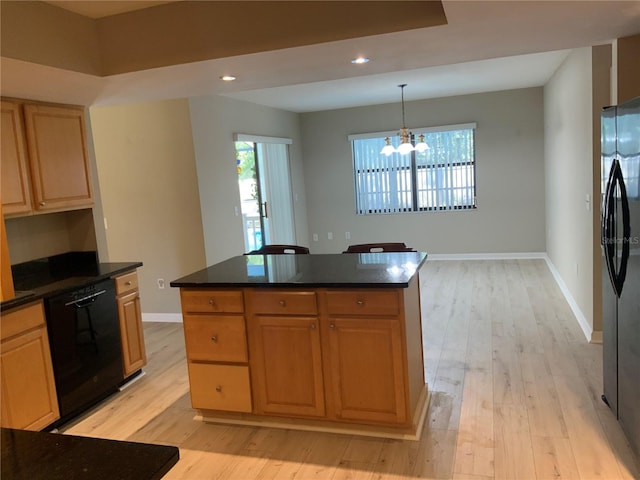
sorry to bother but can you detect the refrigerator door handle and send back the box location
[617,166,631,296]
[603,161,619,296]
[605,159,629,298]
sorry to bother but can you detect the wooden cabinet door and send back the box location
[327,317,407,424]
[1,326,59,430]
[117,289,147,377]
[249,316,325,417]
[1,101,32,215]
[23,104,93,212]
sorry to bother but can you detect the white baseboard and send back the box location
[142,313,183,323]
[543,255,597,344]
[427,252,547,260]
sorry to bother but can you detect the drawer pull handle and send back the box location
[215,386,222,393]
[211,335,218,343]
[209,299,216,306]
[279,300,286,307]
[310,323,316,330]
[356,299,365,306]
[40,201,46,206]
[125,281,132,286]
[329,323,335,329]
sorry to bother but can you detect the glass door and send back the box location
[235,138,296,253]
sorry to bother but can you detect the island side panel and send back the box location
[404,275,426,415]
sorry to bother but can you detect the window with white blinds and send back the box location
[350,124,476,214]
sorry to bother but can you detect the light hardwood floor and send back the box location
[62,259,640,479]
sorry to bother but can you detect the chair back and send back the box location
[247,244,310,255]
[343,242,415,253]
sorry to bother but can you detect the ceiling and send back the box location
[4,1,640,112]
[43,1,175,18]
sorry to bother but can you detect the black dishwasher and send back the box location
[45,278,125,426]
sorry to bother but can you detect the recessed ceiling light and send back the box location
[351,57,370,65]
[220,75,236,81]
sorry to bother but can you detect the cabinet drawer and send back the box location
[114,271,138,295]
[181,289,244,314]
[249,290,317,315]
[326,290,400,316]
[1,301,45,341]
[188,363,252,413]
[183,315,247,363]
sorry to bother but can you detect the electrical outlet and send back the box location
[345,231,351,240]
[157,278,165,289]
[328,232,333,240]
[313,233,318,242]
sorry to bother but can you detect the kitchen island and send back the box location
[170,252,428,439]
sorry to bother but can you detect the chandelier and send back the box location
[380,84,429,156]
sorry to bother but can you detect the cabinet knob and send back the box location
[211,335,218,343]
[40,201,46,206]
[215,385,222,393]
[279,300,286,307]
[356,299,365,306]
[329,323,335,329]
[125,281,132,286]
[209,299,216,306]
[310,323,316,330]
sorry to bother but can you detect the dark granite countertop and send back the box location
[0,428,179,480]
[171,252,427,289]
[1,252,142,312]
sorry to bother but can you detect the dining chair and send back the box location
[247,244,310,254]
[343,242,416,253]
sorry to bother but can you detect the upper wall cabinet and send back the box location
[1,101,32,215]
[0,100,94,216]
[23,104,93,213]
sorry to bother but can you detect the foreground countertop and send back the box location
[171,252,427,289]
[0,428,179,480]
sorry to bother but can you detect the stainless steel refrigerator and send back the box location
[601,96,640,457]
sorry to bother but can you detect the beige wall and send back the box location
[89,99,206,315]
[300,88,546,254]
[188,95,309,266]
[544,46,611,340]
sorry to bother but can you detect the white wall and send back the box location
[300,88,546,254]
[89,99,206,315]
[188,95,309,266]
[544,46,611,340]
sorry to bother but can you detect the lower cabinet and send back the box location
[0,301,59,430]
[180,289,252,413]
[326,317,407,424]
[179,285,422,430]
[248,315,325,417]
[114,271,147,377]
